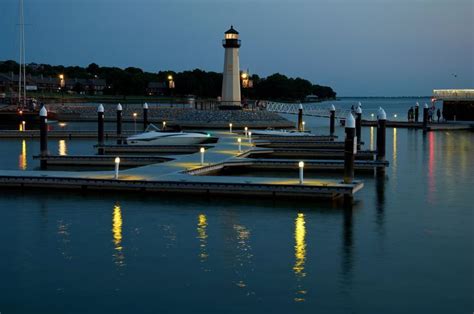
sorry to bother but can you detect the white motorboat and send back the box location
[126,125,212,146]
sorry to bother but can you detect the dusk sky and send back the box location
[1,0,472,96]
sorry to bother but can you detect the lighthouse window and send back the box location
[225,33,238,39]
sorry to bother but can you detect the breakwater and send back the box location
[50,104,293,129]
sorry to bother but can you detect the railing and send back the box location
[264,101,351,119]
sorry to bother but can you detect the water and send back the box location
[0,98,472,313]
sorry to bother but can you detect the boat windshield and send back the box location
[144,124,161,132]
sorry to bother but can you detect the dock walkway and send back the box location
[0,132,363,199]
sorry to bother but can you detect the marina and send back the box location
[0,0,472,312]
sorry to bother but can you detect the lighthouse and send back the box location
[221,25,241,107]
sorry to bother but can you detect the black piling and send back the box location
[116,103,122,144]
[297,104,303,132]
[355,106,362,145]
[422,104,429,133]
[415,103,419,123]
[330,105,336,136]
[39,106,48,170]
[143,103,149,131]
[343,113,356,184]
[98,104,105,155]
[376,108,387,176]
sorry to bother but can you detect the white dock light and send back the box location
[237,137,242,152]
[22,120,26,131]
[299,161,305,184]
[229,123,233,133]
[248,131,252,143]
[114,156,121,179]
[302,121,305,132]
[200,147,205,165]
[244,126,248,137]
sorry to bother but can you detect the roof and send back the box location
[433,89,474,101]
[225,25,239,35]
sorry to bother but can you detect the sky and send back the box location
[0,0,472,96]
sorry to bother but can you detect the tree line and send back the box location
[0,60,336,100]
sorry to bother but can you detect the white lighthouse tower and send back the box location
[221,25,241,107]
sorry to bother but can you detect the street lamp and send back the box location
[59,74,65,106]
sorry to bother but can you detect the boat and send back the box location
[126,124,213,146]
[301,95,320,103]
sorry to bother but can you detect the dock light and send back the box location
[162,121,167,131]
[229,123,233,133]
[302,121,305,132]
[237,137,242,152]
[244,126,248,137]
[394,114,397,118]
[114,157,121,179]
[248,131,252,143]
[299,161,305,184]
[200,147,205,165]
[132,112,138,133]
[22,121,26,131]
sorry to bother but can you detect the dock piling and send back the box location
[330,104,336,136]
[355,106,362,145]
[415,102,419,123]
[143,103,149,131]
[116,103,122,144]
[297,103,303,132]
[344,113,356,184]
[422,103,429,132]
[98,104,105,155]
[376,108,387,176]
[39,106,48,170]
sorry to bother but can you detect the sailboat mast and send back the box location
[18,0,26,109]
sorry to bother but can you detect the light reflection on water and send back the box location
[18,139,27,170]
[112,203,125,267]
[197,214,209,264]
[293,213,307,302]
[58,139,68,156]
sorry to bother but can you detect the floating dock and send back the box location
[33,155,172,167]
[0,132,364,199]
[0,130,134,139]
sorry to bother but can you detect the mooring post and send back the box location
[116,103,122,144]
[343,113,356,184]
[376,107,387,176]
[297,103,303,132]
[355,105,362,146]
[39,106,48,170]
[330,104,336,136]
[415,102,419,123]
[143,102,149,130]
[98,104,105,155]
[422,103,429,133]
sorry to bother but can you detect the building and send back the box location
[147,82,167,96]
[433,89,474,121]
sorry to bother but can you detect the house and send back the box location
[147,82,167,95]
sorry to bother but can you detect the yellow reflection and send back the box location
[197,214,208,262]
[392,128,397,173]
[233,224,252,289]
[370,126,374,150]
[293,213,307,302]
[58,139,67,156]
[112,203,125,266]
[19,139,27,170]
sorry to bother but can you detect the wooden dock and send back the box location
[0,130,134,139]
[254,140,364,149]
[251,148,377,160]
[33,155,172,167]
[0,132,364,200]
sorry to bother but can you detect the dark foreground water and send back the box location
[0,98,473,313]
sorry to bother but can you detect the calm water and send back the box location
[0,98,472,313]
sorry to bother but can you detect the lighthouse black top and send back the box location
[222,25,241,48]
